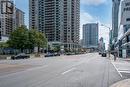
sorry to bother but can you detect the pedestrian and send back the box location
[108,51,110,58]
[114,52,117,61]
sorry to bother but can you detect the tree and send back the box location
[28,29,37,49]
[7,26,29,52]
[0,42,9,48]
[52,45,61,52]
[7,26,48,53]
[28,29,47,52]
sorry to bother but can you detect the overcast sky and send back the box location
[15,0,112,49]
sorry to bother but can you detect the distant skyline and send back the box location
[15,0,112,49]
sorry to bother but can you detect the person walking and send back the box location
[114,51,117,61]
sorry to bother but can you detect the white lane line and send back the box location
[119,70,130,73]
[62,68,76,75]
[112,63,123,78]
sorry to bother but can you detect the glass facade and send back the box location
[83,23,99,49]
[112,0,121,42]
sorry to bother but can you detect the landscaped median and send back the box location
[110,79,130,87]
[0,54,45,60]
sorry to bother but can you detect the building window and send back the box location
[124,25,130,33]
[126,18,130,21]
[124,7,130,11]
[128,35,130,42]
[125,2,130,6]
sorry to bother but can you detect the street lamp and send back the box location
[101,24,111,57]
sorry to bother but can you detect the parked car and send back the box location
[54,53,60,56]
[44,53,54,57]
[99,52,102,55]
[65,53,72,55]
[11,53,30,60]
[102,52,107,57]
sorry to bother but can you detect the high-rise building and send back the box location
[29,0,80,51]
[63,0,80,51]
[112,0,121,43]
[0,0,25,42]
[98,37,105,52]
[83,23,99,49]
[29,0,64,49]
[15,8,25,28]
[29,0,38,29]
[0,0,14,36]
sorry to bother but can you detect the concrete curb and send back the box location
[110,79,130,87]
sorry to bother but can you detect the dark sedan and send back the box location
[11,53,30,60]
[44,53,54,57]
[54,53,60,56]
[102,52,107,57]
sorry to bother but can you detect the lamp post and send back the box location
[101,24,111,57]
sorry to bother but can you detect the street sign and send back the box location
[1,1,14,14]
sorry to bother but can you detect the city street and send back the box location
[0,0,130,87]
[0,53,122,87]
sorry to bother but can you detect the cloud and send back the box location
[80,11,98,39]
[80,11,94,24]
[80,11,92,39]
[80,11,111,49]
[81,0,106,6]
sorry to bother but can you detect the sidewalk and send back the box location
[110,79,130,87]
[110,55,130,87]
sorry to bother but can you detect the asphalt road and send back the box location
[0,53,122,87]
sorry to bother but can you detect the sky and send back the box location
[15,0,112,49]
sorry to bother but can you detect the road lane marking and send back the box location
[112,63,123,78]
[119,70,130,73]
[62,68,76,75]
